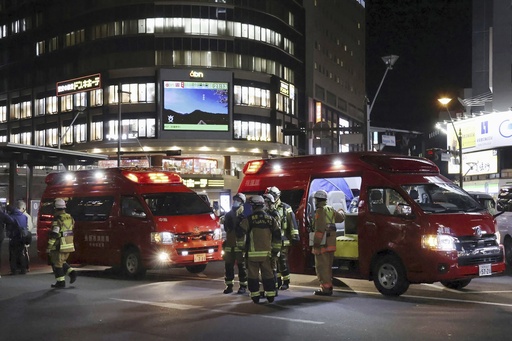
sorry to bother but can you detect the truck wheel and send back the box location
[504,237,512,266]
[373,255,409,296]
[440,279,472,290]
[186,264,207,274]
[121,248,146,279]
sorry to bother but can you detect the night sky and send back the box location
[366,0,472,133]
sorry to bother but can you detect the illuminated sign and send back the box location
[163,81,229,131]
[182,178,225,189]
[448,149,498,176]
[280,81,290,97]
[56,73,101,96]
[190,70,204,78]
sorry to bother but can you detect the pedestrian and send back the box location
[240,195,281,304]
[311,190,345,296]
[0,205,11,277]
[265,186,300,290]
[5,205,28,275]
[17,200,32,272]
[221,193,248,294]
[47,198,77,288]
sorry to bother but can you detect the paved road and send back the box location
[1,238,512,340]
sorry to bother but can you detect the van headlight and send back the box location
[421,234,457,251]
[151,232,176,244]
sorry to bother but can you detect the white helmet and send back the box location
[249,195,265,207]
[265,186,281,200]
[313,190,328,200]
[233,193,246,204]
[54,198,67,209]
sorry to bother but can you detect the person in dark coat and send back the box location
[5,205,28,275]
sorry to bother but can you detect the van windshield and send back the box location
[401,183,482,213]
[143,193,213,216]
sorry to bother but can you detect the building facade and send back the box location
[446,0,512,195]
[0,0,365,208]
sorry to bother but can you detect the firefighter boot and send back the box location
[68,270,77,284]
[280,279,290,290]
[51,281,66,289]
[223,285,234,294]
[237,285,247,294]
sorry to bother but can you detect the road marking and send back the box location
[111,298,324,325]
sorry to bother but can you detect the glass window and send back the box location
[144,192,212,216]
[0,105,6,122]
[121,196,146,218]
[91,121,103,141]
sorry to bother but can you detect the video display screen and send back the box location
[163,81,229,131]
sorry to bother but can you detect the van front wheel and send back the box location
[373,255,409,296]
[504,237,512,265]
[186,264,207,273]
[122,248,146,279]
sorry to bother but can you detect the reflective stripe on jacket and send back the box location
[241,208,281,262]
[48,212,75,253]
[312,202,345,254]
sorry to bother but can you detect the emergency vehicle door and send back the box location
[360,188,419,272]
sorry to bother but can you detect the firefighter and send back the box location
[311,190,345,296]
[47,198,77,288]
[222,193,248,294]
[241,195,281,304]
[265,186,300,290]
[263,193,281,295]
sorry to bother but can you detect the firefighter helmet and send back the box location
[265,186,281,200]
[54,198,67,209]
[313,190,328,200]
[233,193,246,204]
[263,193,275,204]
[249,195,265,207]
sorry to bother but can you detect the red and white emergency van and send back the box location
[238,152,505,296]
[37,168,223,277]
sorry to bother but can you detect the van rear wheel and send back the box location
[440,279,472,290]
[373,255,409,296]
[121,248,146,279]
[504,237,512,265]
[186,264,207,273]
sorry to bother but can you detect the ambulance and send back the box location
[37,168,223,277]
[238,152,505,296]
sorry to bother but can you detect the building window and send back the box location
[91,121,103,141]
[36,41,45,56]
[46,96,58,114]
[0,105,6,122]
[234,85,270,108]
[106,118,155,141]
[108,83,155,104]
[233,120,270,141]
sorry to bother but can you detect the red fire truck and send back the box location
[238,152,505,296]
[37,168,223,277]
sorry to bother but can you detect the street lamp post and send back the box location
[117,84,132,167]
[58,105,86,149]
[366,55,399,151]
[438,97,463,189]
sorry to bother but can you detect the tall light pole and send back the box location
[366,55,399,151]
[117,84,131,167]
[438,97,463,189]
[58,105,86,149]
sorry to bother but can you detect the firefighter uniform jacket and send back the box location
[274,199,300,247]
[223,205,246,252]
[47,212,75,253]
[312,202,345,254]
[241,207,281,261]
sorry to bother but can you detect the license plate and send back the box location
[479,263,492,276]
[194,253,206,262]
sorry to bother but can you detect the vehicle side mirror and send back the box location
[394,204,415,219]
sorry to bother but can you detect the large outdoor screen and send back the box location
[163,81,229,131]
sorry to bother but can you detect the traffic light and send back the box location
[425,148,439,161]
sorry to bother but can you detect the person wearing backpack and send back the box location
[5,205,29,275]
